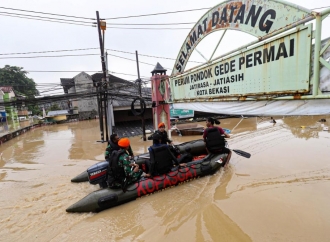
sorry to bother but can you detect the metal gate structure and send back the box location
[169,0,330,116]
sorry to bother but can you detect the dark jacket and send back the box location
[148,130,172,145]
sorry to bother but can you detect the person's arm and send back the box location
[165,131,173,144]
[105,145,111,160]
[218,127,230,138]
[122,154,139,176]
[224,133,230,138]
[148,130,160,141]
[203,129,207,142]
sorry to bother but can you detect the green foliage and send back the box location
[48,104,61,111]
[28,104,41,115]
[0,65,39,97]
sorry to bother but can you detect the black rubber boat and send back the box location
[70,139,210,183]
[66,151,227,213]
[65,139,247,213]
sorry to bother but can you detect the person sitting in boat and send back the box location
[203,117,232,167]
[147,122,173,145]
[105,134,134,161]
[144,134,186,178]
[108,138,142,189]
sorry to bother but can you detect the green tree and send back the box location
[0,65,39,97]
[28,105,41,116]
[49,104,61,111]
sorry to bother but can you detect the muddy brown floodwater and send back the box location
[1,116,330,242]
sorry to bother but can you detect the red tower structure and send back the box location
[150,63,171,134]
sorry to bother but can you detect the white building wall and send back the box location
[73,72,98,116]
[67,84,77,108]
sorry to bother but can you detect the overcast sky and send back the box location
[1,0,329,96]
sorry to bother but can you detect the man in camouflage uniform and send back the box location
[115,138,142,186]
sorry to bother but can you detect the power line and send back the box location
[107,53,172,70]
[0,13,96,27]
[0,6,94,20]
[26,70,101,72]
[0,48,99,56]
[0,12,192,28]
[106,26,191,30]
[108,71,150,78]
[3,4,328,22]
[1,4,329,29]
[104,7,211,20]
[106,48,203,64]
[25,70,150,78]
[0,11,94,24]
[0,47,202,64]
[0,53,99,59]
[104,5,330,20]
[106,22,195,26]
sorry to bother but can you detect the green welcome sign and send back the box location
[170,108,194,119]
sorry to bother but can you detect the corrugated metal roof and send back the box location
[47,110,69,116]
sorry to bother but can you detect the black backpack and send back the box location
[107,149,127,186]
[149,145,178,175]
[205,127,226,152]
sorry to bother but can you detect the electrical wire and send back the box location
[107,53,172,70]
[0,7,202,29]
[106,26,191,30]
[0,11,94,24]
[24,70,150,78]
[0,13,96,27]
[4,4,328,21]
[104,5,330,20]
[106,22,195,26]
[1,4,329,30]
[106,49,203,64]
[0,48,99,56]
[26,70,101,72]
[0,47,202,64]
[3,87,152,107]
[0,53,99,59]
[0,6,95,20]
[104,7,211,20]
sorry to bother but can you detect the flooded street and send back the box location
[1,116,330,242]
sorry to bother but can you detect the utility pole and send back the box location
[96,11,109,142]
[135,51,146,141]
[105,51,114,136]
